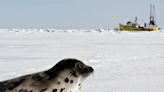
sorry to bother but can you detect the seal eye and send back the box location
[75,63,83,69]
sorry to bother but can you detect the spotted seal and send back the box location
[0,58,94,92]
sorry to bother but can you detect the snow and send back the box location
[0,30,164,92]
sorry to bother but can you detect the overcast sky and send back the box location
[0,0,163,29]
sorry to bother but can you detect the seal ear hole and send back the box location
[75,63,83,69]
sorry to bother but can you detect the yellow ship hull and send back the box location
[119,24,159,31]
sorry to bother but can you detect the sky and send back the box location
[0,0,163,29]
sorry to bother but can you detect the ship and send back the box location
[119,4,160,31]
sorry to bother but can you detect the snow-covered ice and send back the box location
[0,30,164,92]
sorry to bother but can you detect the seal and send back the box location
[0,58,94,92]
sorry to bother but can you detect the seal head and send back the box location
[46,58,94,80]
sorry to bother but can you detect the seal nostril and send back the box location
[89,67,94,72]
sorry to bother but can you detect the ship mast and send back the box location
[149,4,156,27]
[153,4,157,27]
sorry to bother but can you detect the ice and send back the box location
[0,30,164,92]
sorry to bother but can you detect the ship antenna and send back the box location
[150,4,152,18]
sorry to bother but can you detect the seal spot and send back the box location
[60,88,65,92]
[18,89,28,92]
[41,88,47,92]
[57,82,60,84]
[70,80,73,84]
[65,78,69,83]
[52,89,57,92]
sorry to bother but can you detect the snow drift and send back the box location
[0,29,164,92]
